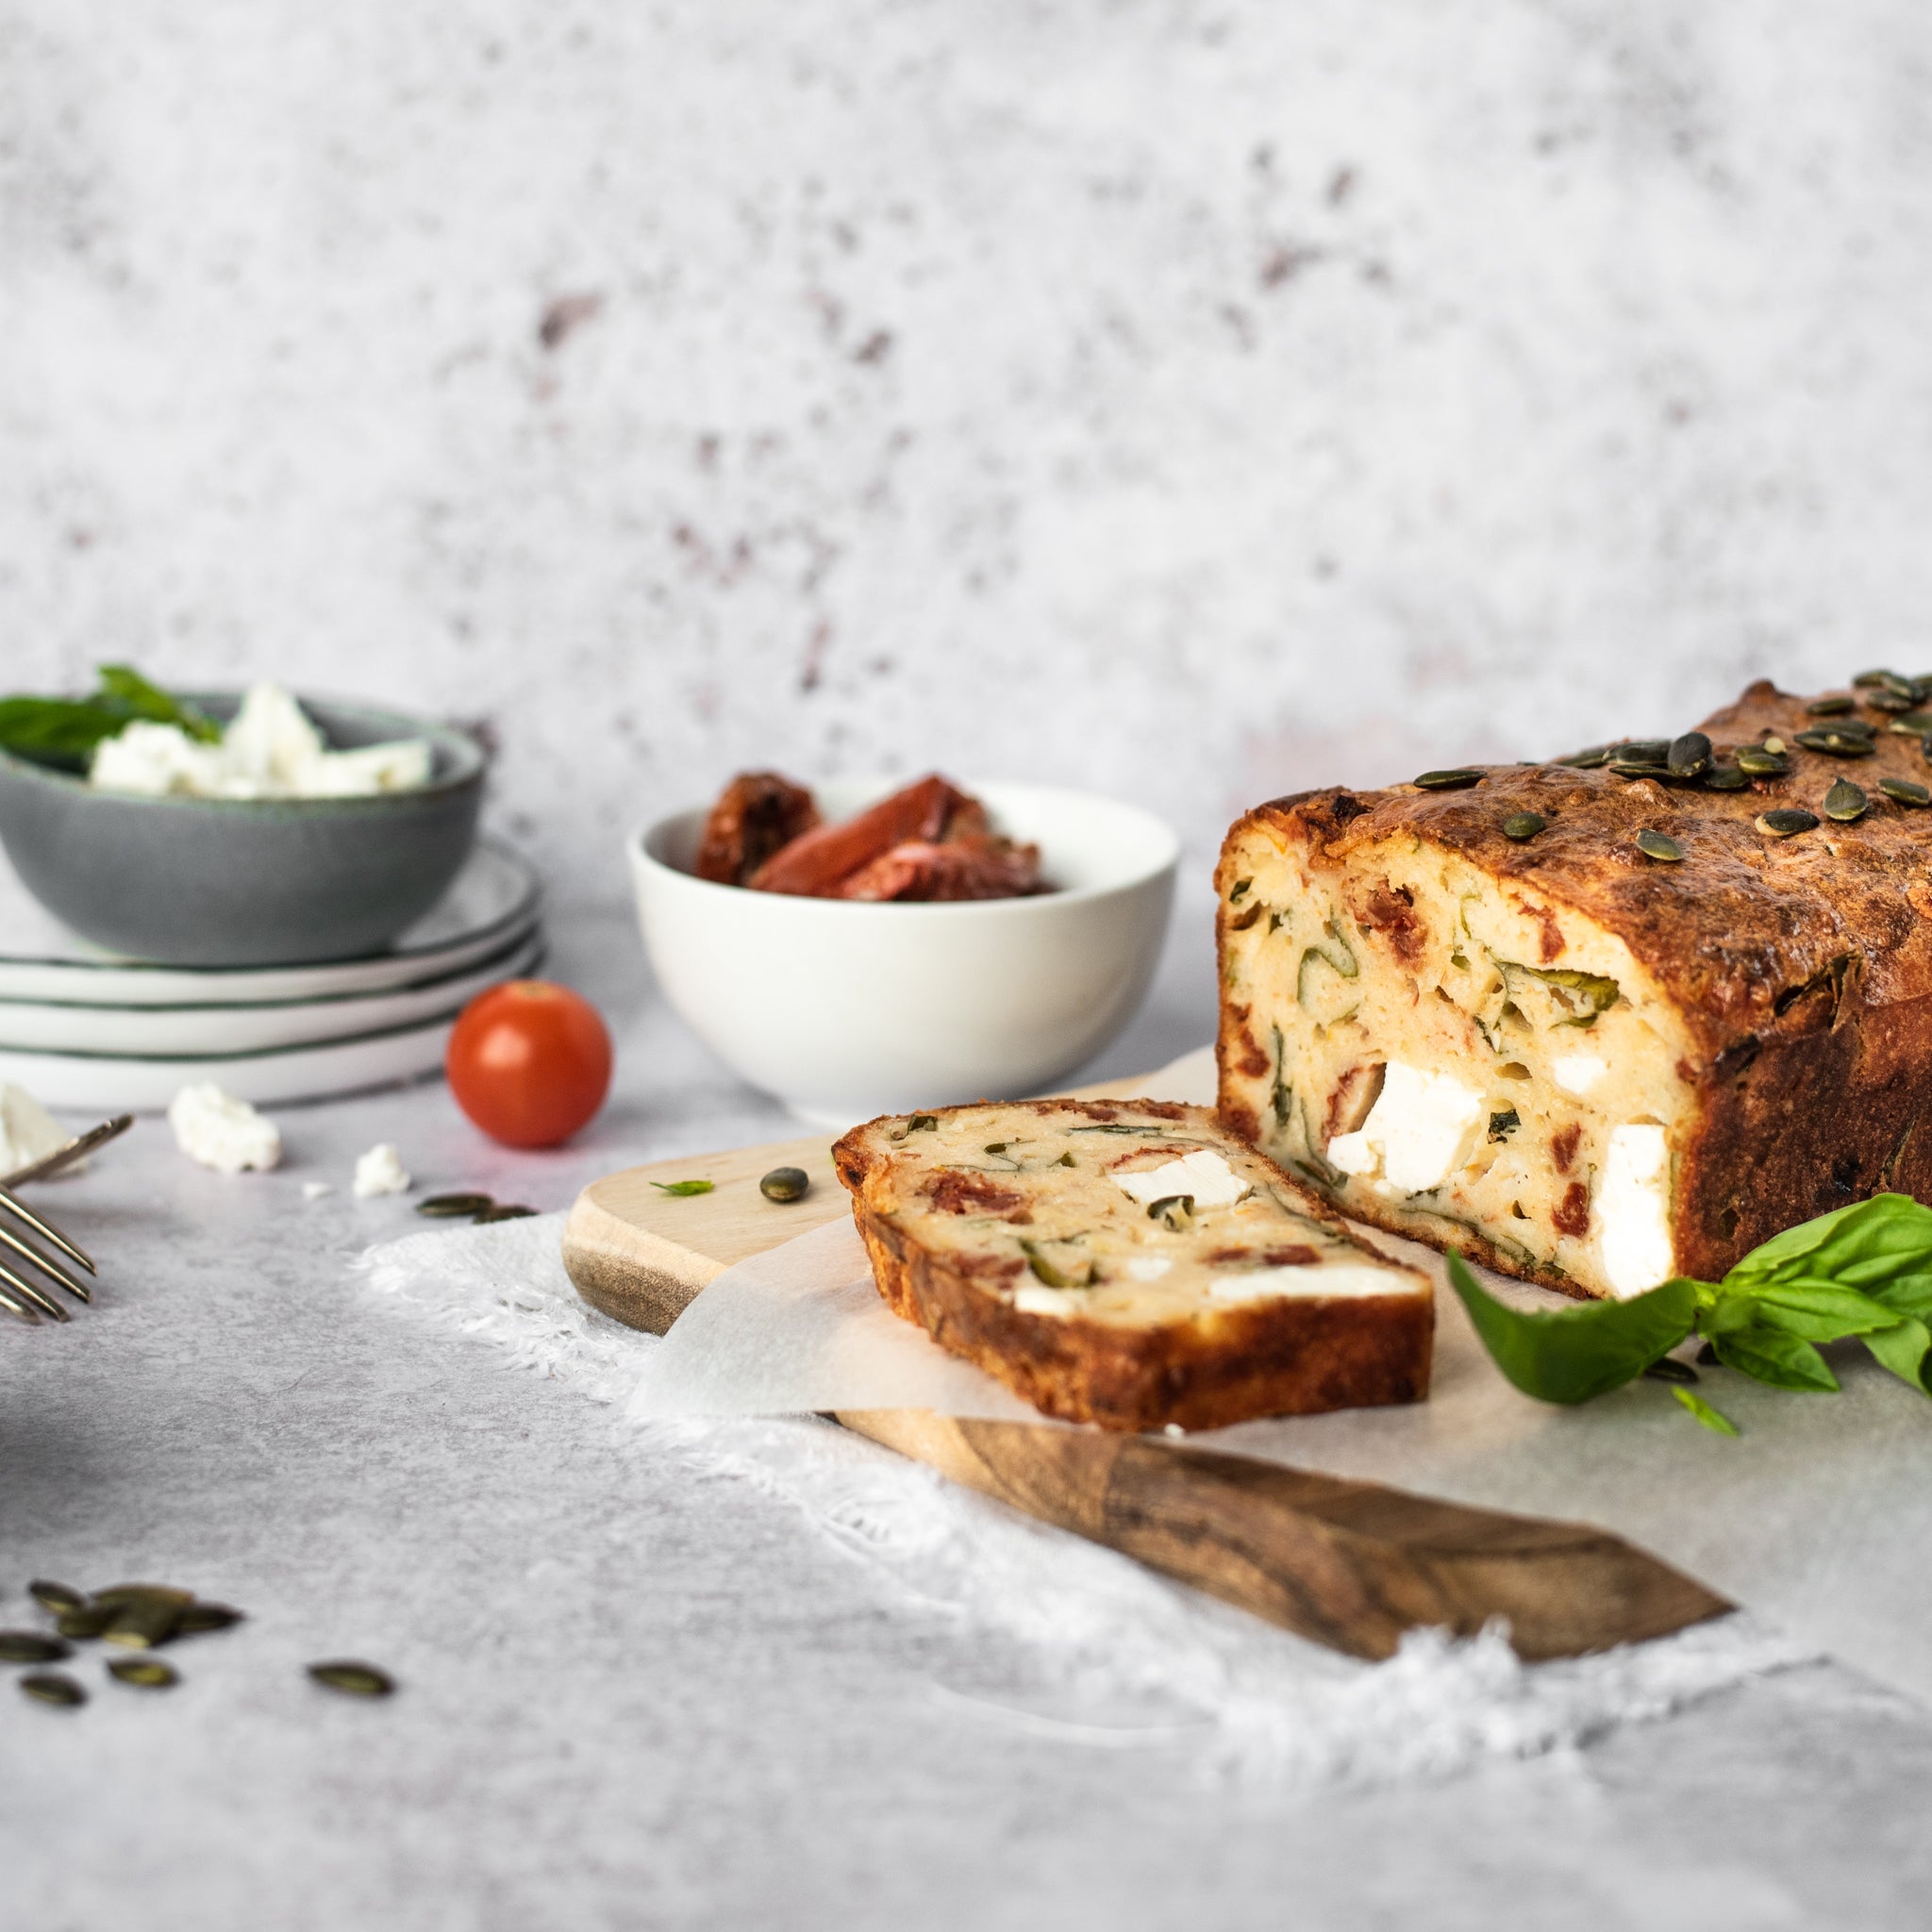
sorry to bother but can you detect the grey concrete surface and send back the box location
[3,908,1931,1932]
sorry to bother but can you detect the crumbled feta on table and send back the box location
[168,1083,282,1174]
[90,683,430,801]
[353,1143,411,1198]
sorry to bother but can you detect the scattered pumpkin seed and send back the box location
[1886,712,1932,735]
[1501,811,1545,841]
[1762,735,1787,755]
[1823,777,1869,823]
[1666,731,1712,777]
[308,1660,395,1698]
[0,1629,72,1664]
[1618,740,1673,765]
[648,1179,714,1197]
[1880,777,1932,807]
[1702,763,1749,791]
[1412,768,1484,791]
[473,1204,537,1222]
[759,1166,809,1203]
[175,1602,243,1635]
[1642,1357,1701,1386]
[105,1599,187,1651]
[1636,829,1684,861]
[1736,746,1790,776]
[20,1672,84,1707]
[92,1584,192,1607]
[1757,808,1820,838]
[57,1602,117,1641]
[1555,743,1614,768]
[417,1192,494,1218]
[108,1657,179,1690]
[1145,1194,1195,1233]
[1794,728,1874,758]
[1806,694,1856,716]
[27,1580,87,1617]
[1607,760,1672,780]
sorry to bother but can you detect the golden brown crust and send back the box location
[832,1099,1433,1433]
[1216,679,1932,1288]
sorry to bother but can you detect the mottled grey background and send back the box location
[8,0,1922,924]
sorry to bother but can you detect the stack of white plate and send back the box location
[0,840,542,1110]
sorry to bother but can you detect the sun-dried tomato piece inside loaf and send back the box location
[831,1099,1431,1432]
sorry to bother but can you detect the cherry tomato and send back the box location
[446,979,613,1148]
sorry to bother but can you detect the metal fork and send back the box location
[0,1117,133,1324]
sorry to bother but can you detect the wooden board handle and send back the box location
[836,1410,1732,1662]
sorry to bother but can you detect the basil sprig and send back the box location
[1448,1193,1932,1434]
[0,664,219,771]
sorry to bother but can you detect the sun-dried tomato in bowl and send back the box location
[692,773,1045,901]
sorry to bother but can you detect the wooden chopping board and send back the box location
[560,1060,1729,1663]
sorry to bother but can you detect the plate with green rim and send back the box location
[0,839,540,1008]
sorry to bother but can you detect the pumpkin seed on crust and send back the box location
[1793,728,1875,758]
[1736,747,1790,776]
[1636,829,1684,862]
[1412,768,1484,791]
[1757,808,1820,838]
[1500,812,1545,841]
[1666,731,1712,777]
[1823,777,1869,823]
[1880,777,1932,807]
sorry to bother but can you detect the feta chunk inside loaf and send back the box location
[1218,815,1696,1302]
[830,1100,1431,1432]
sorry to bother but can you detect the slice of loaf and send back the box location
[830,1098,1432,1432]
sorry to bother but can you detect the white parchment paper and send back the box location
[625,1050,1932,1706]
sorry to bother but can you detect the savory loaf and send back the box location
[830,1099,1431,1432]
[1217,676,1932,1303]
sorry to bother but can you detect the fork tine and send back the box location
[0,1186,95,1276]
[0,1278,42,1324]
[0,1114,135,1191]
[0,1221,91,1303]
[0,1257,68,1323]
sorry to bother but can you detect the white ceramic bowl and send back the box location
[631,780,1179,1124]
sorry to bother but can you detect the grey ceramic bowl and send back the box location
[0,693,486,966]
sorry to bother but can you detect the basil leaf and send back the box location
[1729,1194,1932,1295]
[1865,1272,1932,1324]
[1863,1315,1932,1395]
[0,697,126,761]
[1446,1252,1696,1405]
[649,1179,714,1197]
[1713,1278,1904,1343]
[1674,1387,1740,1437]
[95,664,220,742]
[1708,1324,1839,1392]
